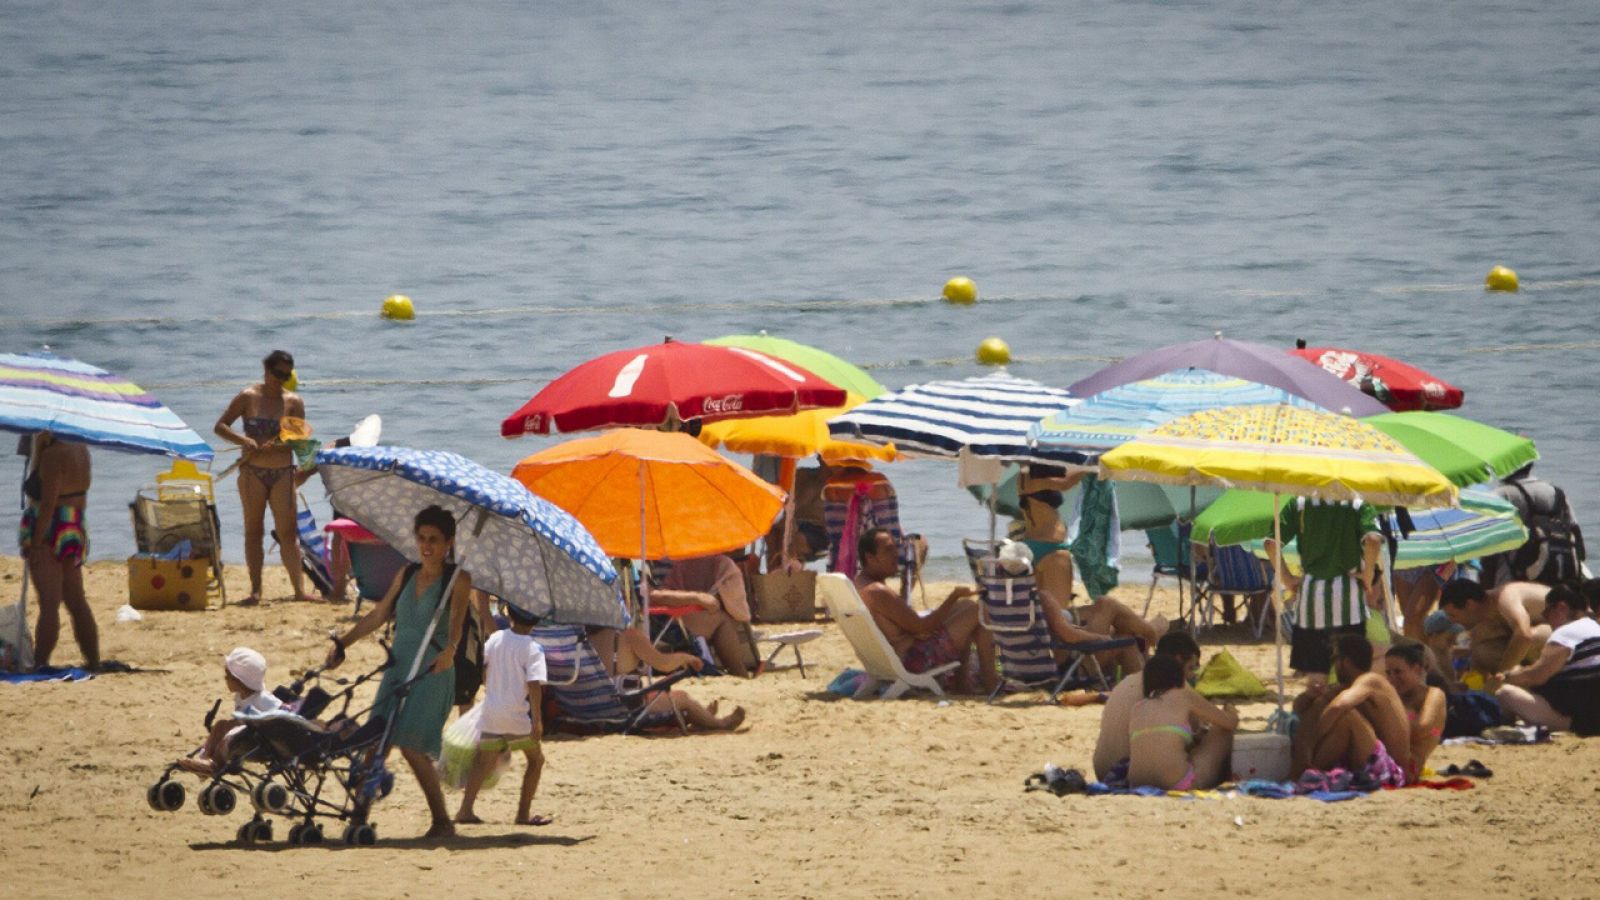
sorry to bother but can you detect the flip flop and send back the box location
[518,814,553,826]
[1462,759,1494,778]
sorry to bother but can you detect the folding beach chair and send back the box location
[974,557,1139,702]
[1193,542,1275,636]
[815,573,957,699]
[325,519,409,614]
[530,625,695,735]
[962,538,1000,581]
[1143,522,1195,619]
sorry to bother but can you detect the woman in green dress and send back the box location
[326,505,472,839]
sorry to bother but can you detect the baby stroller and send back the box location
[144,646,407,846]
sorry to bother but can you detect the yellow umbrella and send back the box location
[511,429,785,561]
[1098,404,1457,508]
[697,392,899,464]
[1100,404,1458,715]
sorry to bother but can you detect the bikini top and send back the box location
[242,415,281,442]
[1130,700,1196,748]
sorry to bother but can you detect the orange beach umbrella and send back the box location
[511,429,785,561]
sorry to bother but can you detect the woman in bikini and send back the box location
[1125,654,1238,790]
[214,349,316,604]
[1383,639,1447,779]
[20,431,97,669]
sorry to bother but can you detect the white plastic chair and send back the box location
[815,574,957,699]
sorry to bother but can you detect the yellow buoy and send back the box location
[1484,265,1519,292]
[976,336,1011,366]
[943,276,978,305]
[381,294,416,320]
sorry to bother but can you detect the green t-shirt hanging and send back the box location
[1277,499,1380,580]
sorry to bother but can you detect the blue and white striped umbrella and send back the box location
[316,445,628,628]
[827,372,1079,460]
[0,351,212,459]
[1246,488,1528,569]
[1028,368,1324,464]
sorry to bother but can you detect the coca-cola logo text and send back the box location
[701,394,745,415]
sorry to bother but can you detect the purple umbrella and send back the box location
[1068,333,1389,417]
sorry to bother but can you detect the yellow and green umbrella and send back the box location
[705,334,885,400]
[1100,403,1458,714]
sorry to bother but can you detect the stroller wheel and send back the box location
[301,823,324,845]
[287,823,304,846]
[342,822,376,846]
[238,819,273,844]
[252,781,290,814]
[199,782,236,816]
[158,780,186,811]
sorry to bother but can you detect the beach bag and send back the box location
[1506,483,1585,585]
[438,702,508,790]
[1443,690,1502,739]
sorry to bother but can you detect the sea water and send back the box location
[3,0,1597,580]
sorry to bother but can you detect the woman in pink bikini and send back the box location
[1125,654,1239,790]
[214,349,315,604]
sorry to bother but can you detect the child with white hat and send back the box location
[177,647,282,776]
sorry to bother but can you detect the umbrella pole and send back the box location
[637,461,650,637]
[1271,494,1286,717]
[778,457,798,570]
[10,467,35,670]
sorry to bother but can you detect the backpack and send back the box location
[1443,690,1502,739]
[1505,482,1585,585]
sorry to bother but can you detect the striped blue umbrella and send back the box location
[0,351,213,459]
[827,372,1079,460]
[316,445,627,628]
[1029,368,1324,464]
[1242,488,1527,569]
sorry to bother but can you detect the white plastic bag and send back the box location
[438,702,509,790]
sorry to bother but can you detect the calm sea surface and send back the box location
[4,1,1598,579]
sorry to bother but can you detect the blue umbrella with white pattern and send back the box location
[316,445,626,630]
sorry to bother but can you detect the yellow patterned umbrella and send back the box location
[1098,403,1457,509]
[1100,404,1458,716]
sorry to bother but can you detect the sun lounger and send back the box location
[974,557,1139,701]
[815,573,958,699]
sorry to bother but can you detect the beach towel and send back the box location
[1067,474,1120,599]
[0,666,94,684]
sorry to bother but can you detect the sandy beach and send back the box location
[3,557,1597,899]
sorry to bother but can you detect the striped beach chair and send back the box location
[530,625,694,735]
[974,557,1138,702]
[1193,542,1275,637]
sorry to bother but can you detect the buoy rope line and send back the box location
[13,277,1600,328]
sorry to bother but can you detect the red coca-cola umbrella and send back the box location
[501,337,848,436]
[1288,346,1464,412]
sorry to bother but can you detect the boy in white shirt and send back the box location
[455,602,550,826]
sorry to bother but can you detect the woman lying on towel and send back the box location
[1124,655,1238,791]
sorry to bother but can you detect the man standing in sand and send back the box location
[1439,580,1551,674]
[855,527,996,694]
[1092,632,1226,785]
[1292,634,1411,786]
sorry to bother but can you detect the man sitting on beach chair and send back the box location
[855,527,996,695]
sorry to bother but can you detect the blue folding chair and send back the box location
[1195,542,1275,636]
[1143,522,1197,619]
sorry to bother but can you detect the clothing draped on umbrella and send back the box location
[1242,488,1528,570]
